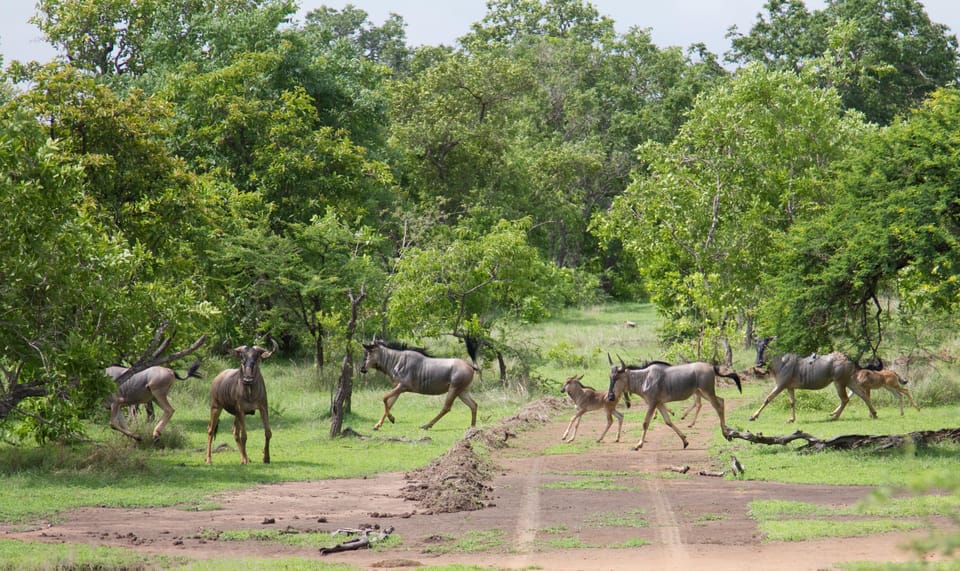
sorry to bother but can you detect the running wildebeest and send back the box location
[750,349,878,423]
[206,341,277,465]
[104,361,202,444]
[360,340,479,430]
[606,355,741,450]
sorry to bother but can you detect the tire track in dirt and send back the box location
[509,454,544,566]
[645,475,690,564]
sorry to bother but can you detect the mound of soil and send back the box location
[402,397,568,513]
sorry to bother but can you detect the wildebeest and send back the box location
[560,374,627,443]
[750,350,878,423]
[360,340,478,430]
[606,355,742,450]
[105,361,201,444]
[854,368,920,416]
[205,341,276,465]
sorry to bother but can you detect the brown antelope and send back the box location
[360,340,478,430]
[854,369,920,416]
[206,341,276,465]
[560,374,627,443]
[606,355,741,450]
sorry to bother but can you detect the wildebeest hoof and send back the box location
[682,441,689,449]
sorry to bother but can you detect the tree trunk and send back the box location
[330,285,365,437]
[497,351,506,384]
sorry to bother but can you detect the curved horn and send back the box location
[260,338,279,359]
[607,353,613,366]
[617,354,626,368]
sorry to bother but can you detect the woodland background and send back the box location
[1,0,959,443]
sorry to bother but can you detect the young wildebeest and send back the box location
[105,361,201,444]
[606,355,741,451]
[206,341,276,465]
[560,374,628,443]
[750,351,878,423]
[360,340,478,430]
[854,369,920,416]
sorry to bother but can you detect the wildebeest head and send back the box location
[232,339,277,384]
[606,353,629,401]
[359,341,382,374]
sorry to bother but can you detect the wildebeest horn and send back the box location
[617,354,626,368]
[607,353,613,365]
[260,338,279,359]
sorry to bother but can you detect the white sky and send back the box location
[1,1,958,65]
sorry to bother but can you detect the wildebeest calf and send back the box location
[205,341,276,465]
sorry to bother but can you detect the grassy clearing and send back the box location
[421,529,507,554]
[0,539,188,570]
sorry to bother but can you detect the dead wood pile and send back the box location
[727,427,960,452]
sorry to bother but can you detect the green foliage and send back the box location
[595,64,862,358]
[728,0,960,125]
[759,88,960,352]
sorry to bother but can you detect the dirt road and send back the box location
[2,397,947,570]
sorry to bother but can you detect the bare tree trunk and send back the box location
[330,285,365,438]
[497,351,506,384]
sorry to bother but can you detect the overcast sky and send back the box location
[2,1,959,65]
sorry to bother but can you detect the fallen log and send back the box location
[727,427,960,453]
[320,526,394,555]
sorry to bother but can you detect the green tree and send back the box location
[387,219,587,380]
[594,65,865,361]
[759,87,960,353]
[0,102,206,442]
[728,0,960,124]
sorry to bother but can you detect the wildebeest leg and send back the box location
[632,404,659,450]
[421,388,459,429]
[702,391,727,435]
[749,384,786,421]
[205,406,223,464]
[656,403,689,449]
[373,384,405,430]
[561,411,584,441]
[828,382,852,419]
[233,412,250,465]
[109,401,142,442]
[839,380,878,419]
[611,408,624,443]
[680,394,702,427]
[151,393,175,445]
[787,388,797,423]
[259,403,271,464]
[597,407,623,443]
[458,391,478,427]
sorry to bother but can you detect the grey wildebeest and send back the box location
[606,355,742,450]
[750,350,878,423]
[205,341,277,465]
[854,368,920,416]
[105,361,201,444]
[360,340,478,430]
[560,374,628,443]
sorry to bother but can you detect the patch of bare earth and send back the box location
[1,395,952,570]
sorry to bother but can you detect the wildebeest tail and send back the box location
[175,359,202,380]
[715,366,742,393]
[465,335,481,371]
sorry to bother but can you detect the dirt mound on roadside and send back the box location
[401,396,568,513]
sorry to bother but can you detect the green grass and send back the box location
[421,529,506,554]
[0,538,187,570]
[748,495,960,542]
[584,508,648,528]
[759,518,923,542]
